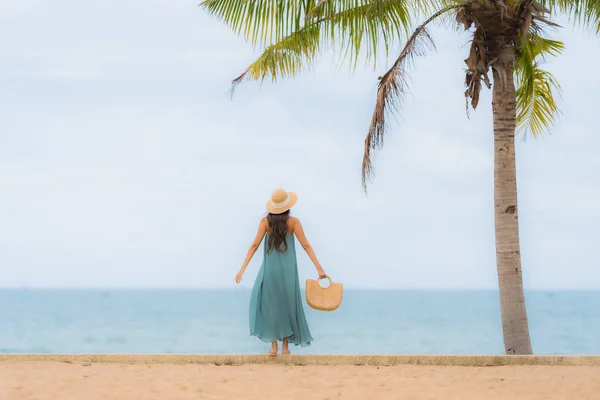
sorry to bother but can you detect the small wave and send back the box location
[105,336,127,344]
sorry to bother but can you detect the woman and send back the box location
[235,188,327,355]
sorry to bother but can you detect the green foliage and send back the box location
[232,23,322,86]
[539,0,600,32]
[201,0,318,48]
[515,34,564,137]
[202,0,417,80]
[202,0,599,179]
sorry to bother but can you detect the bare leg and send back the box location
[282,338,290,355]
[269,341,278,356]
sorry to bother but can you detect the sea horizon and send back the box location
[2,287,599,292]
[1,288,598,355]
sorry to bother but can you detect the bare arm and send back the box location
[235,218,267,283]
[293,219,326,278]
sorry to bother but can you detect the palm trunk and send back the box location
[492,65,533,355]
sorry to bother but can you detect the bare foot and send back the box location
[282,338,290,355]
[269,342,278,356]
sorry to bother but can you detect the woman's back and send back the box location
[265,217,313,254]
[235,188,327,354]
[263,232,297,263]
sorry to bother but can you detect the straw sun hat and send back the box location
[266,188,297,215]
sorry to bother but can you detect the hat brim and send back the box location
[266,192,297,214]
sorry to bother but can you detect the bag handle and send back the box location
[317,276,332,288]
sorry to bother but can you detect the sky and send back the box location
[0,0,598,289]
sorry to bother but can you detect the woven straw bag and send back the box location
[305,276,343,311]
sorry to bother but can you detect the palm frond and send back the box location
[513,2,563,138]
[307,0,460,67]
[455,2,495,115]
[228,0,416,92]
[201,0,318,49]
[230,23,321,93]
[538,0,600,32]
[361,4,460,191]
[315,0,413,67]
[306,0,453,22]
[202,0,415,65]
[515,35,564,137]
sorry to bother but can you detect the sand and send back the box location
[1,361,599,400]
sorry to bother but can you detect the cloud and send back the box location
[0,2,599,289]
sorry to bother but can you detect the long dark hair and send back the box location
[266,210,290,253]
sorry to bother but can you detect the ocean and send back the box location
[0,289,598,355]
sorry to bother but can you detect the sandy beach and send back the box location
[1,361,599,400]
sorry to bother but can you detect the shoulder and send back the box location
[289,217,301,231]
[258,217,269,231]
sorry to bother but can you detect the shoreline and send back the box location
[2,354,600,366]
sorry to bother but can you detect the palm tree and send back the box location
[201,0,599,355]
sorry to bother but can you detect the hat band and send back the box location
[271,196,290,209]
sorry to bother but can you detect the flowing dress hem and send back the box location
[249,332,312,347]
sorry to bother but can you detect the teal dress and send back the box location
[249,233,313,346]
